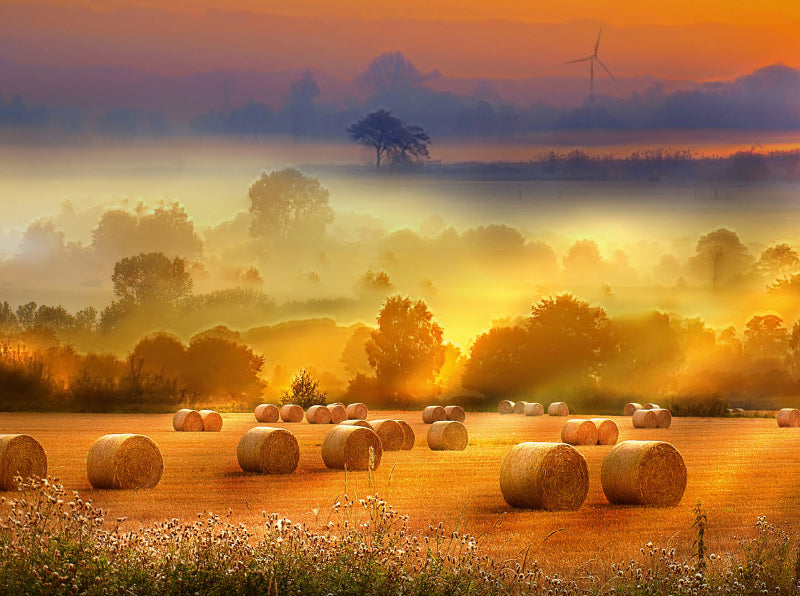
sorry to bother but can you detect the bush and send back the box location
[280,368,327,408]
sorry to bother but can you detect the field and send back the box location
[1,411,796,576]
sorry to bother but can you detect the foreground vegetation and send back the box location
[1,476,799,595]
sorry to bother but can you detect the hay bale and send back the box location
[199,410,222,432]
[548,402,569,416]
[0,434,47,491]
[237,427,299,475]
[172,409,203,432]
[327,404,348,424]
[524,402,544,416]
[254,404,280,423]
[653,408,672,429]
[560,419,598,446]
[279,404,304,423]
[306,405,332,424]
[632,409,658,428]
[590,418,619,445]
[498,400,515,415]
[346,402,368,420]
[643,403,660,410]
[321,425,382,471]
[86,434,163,490]
[777,408,800,427]
[396,420,415,450]
[426,421,468,451]
[512,401,528,415]
[338,419,373,428]
[623,402,643,416]
[422,405,447,424]
[499,442,589,511]
[444,405,466,422]
[601,440,687,506]
[370,419,405,451]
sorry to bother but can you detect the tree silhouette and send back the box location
[356,51,429,93]
[287,70,320,138]
[688,228,752,288]
[111,252,192,307]
[365,295,445,399]
[743,314,789,362]
[462,326,531,397]
[280,367,326,408]
[347,110,430,171]
[248,168,334,243]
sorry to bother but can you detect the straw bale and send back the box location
[590,418,619,445]
[643,403,660,410]
[498,400,514,415]
[346,402,368,420]
[444,405,466,422]
[632,409,658,428]
[254,404,280,423]
[499,442,589,510]
[321,425,382,471]
[777,408,800,427]
[560,419,598,445]
[199,410,222,432]
[426,421,468,451]
[370,419,405,451]
[623,402,643,416]
[422,405,447,424]
[279,404,304,423]
[548,402,569,416]
[338,419,373,428]
[172,409,203,432]
[327,404,348,424]
[86,434,163,489]
[0,434,47,491]
[524,402,544,416]
[512,401,528,415]
[237,427,299,474]
[601,440,687,506]
[306,405,332,424]
[653,408,672,429]
[396,420,415,450]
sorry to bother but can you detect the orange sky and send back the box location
[0,1,798,79]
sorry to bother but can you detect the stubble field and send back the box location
[1,411,796,576]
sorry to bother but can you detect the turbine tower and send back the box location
[566,28,616,104]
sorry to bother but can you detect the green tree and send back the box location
[364,295,446,399]
[111,252,192,306]
[248,168,334,243]
[347,110,430,171]
[280,367,326,408]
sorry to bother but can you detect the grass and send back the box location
[0,410,798,579]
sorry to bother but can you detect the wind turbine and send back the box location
[566,28,616,104]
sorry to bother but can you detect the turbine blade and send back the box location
[565,55,593,64]
[594,28,602,55]
[596,58,617,82]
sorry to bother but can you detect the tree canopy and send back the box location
[347,109,431,171]
[111,252,192,306]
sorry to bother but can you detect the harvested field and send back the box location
[0,412,794,576]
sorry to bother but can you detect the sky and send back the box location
[1,1,798,80]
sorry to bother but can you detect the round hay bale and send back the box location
[237,427,299,474]
[330,402,345,407]
[172,409,203,432]
[632,409,658,429]
[422,405,447,424]
[306,405,332,425]
[444,405,466,422]
[370,419,405,451]
[548,402,569,416]
[590,418,619,445]
[512,401,528,415]
[601,440,687,506]
[777,408,800,427]
[86,434,163,490]
[498,400,515,415]
[0,434,47,491]
[560,419,598,446]
[279,404,304,423]
[396,420,415,450]
[426,421,468,451]
[199,410,222,432]
[321,425,382,471]
[734,407,745,415]
[643,403,660,410]
[499,442,589,511]
[254,404,279,423]
[653,408,672,429]
[338,419,373,428]
[524,402,544,416]
[623,402,643,416]
[346,402,368,420]
[327,404,348,424]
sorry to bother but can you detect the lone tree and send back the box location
[248,168,334,243]
[347,109,430,171]
[111,252,192,307]
[364,295,445,399]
